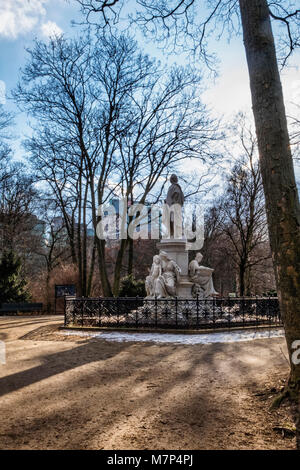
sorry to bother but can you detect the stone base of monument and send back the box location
[156,238,194,298]
[175,277,195,298]
[129,299,229,328]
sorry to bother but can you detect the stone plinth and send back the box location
[156,238,194,298]
[156,239,189,275]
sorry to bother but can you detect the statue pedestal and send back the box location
[156,238,194,298]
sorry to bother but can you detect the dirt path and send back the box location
[0,316,296,450]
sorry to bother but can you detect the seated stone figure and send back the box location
[189,252,218,298]
[157,251,181,297]
[145,251,181,298]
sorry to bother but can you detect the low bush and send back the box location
[118,275,146,297]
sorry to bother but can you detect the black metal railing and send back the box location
[64,296,281,330]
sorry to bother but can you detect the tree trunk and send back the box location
[245,265,252,296]
[128,237,134,276]
[239,0,300,437]
[87,170,112,297]
[87,239,96,297]
[45,270,51,314]
[96,238,112,297]
[113,238,128,296]
[239,260,246,297]
[82,180,89,297]
[77,170,83,297]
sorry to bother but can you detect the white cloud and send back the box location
[281,71,300,118]
[203,64,252,119]
[0,0,48,39]
[41,20,62,38]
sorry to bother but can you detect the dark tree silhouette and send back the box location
[0,251,30,303]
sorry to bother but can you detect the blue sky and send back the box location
[0,0,82,155]
[0,0,299,184]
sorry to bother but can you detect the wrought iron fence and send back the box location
[64,296,281,330]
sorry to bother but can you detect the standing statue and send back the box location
[162,174,184,239]
[145,251,181,298]
[145,255,162,297]
[189,252,218,298]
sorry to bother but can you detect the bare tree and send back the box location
[201,116,273,297]
[32,199,72,312]
[13,36,111,296]
[107,65,220,294]
[222,160,268,296]
[218,116,269,295]
[14,32,220,296]
[0,166,38,254]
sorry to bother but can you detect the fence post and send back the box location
[196,294,199,329]
[155,296,158,328]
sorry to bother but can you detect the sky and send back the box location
[0,0,299,185]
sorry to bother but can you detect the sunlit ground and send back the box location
[0,316,295,450]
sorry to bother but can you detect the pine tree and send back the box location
[0,251,30,304]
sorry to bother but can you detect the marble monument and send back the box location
[145,174,218,299]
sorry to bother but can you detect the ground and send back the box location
[0,316,296,450]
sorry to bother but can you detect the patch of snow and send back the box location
[59,328,284,345]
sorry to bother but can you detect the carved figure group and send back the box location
[145,251,181,298]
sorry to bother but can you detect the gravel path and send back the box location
[0,316,295,450]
